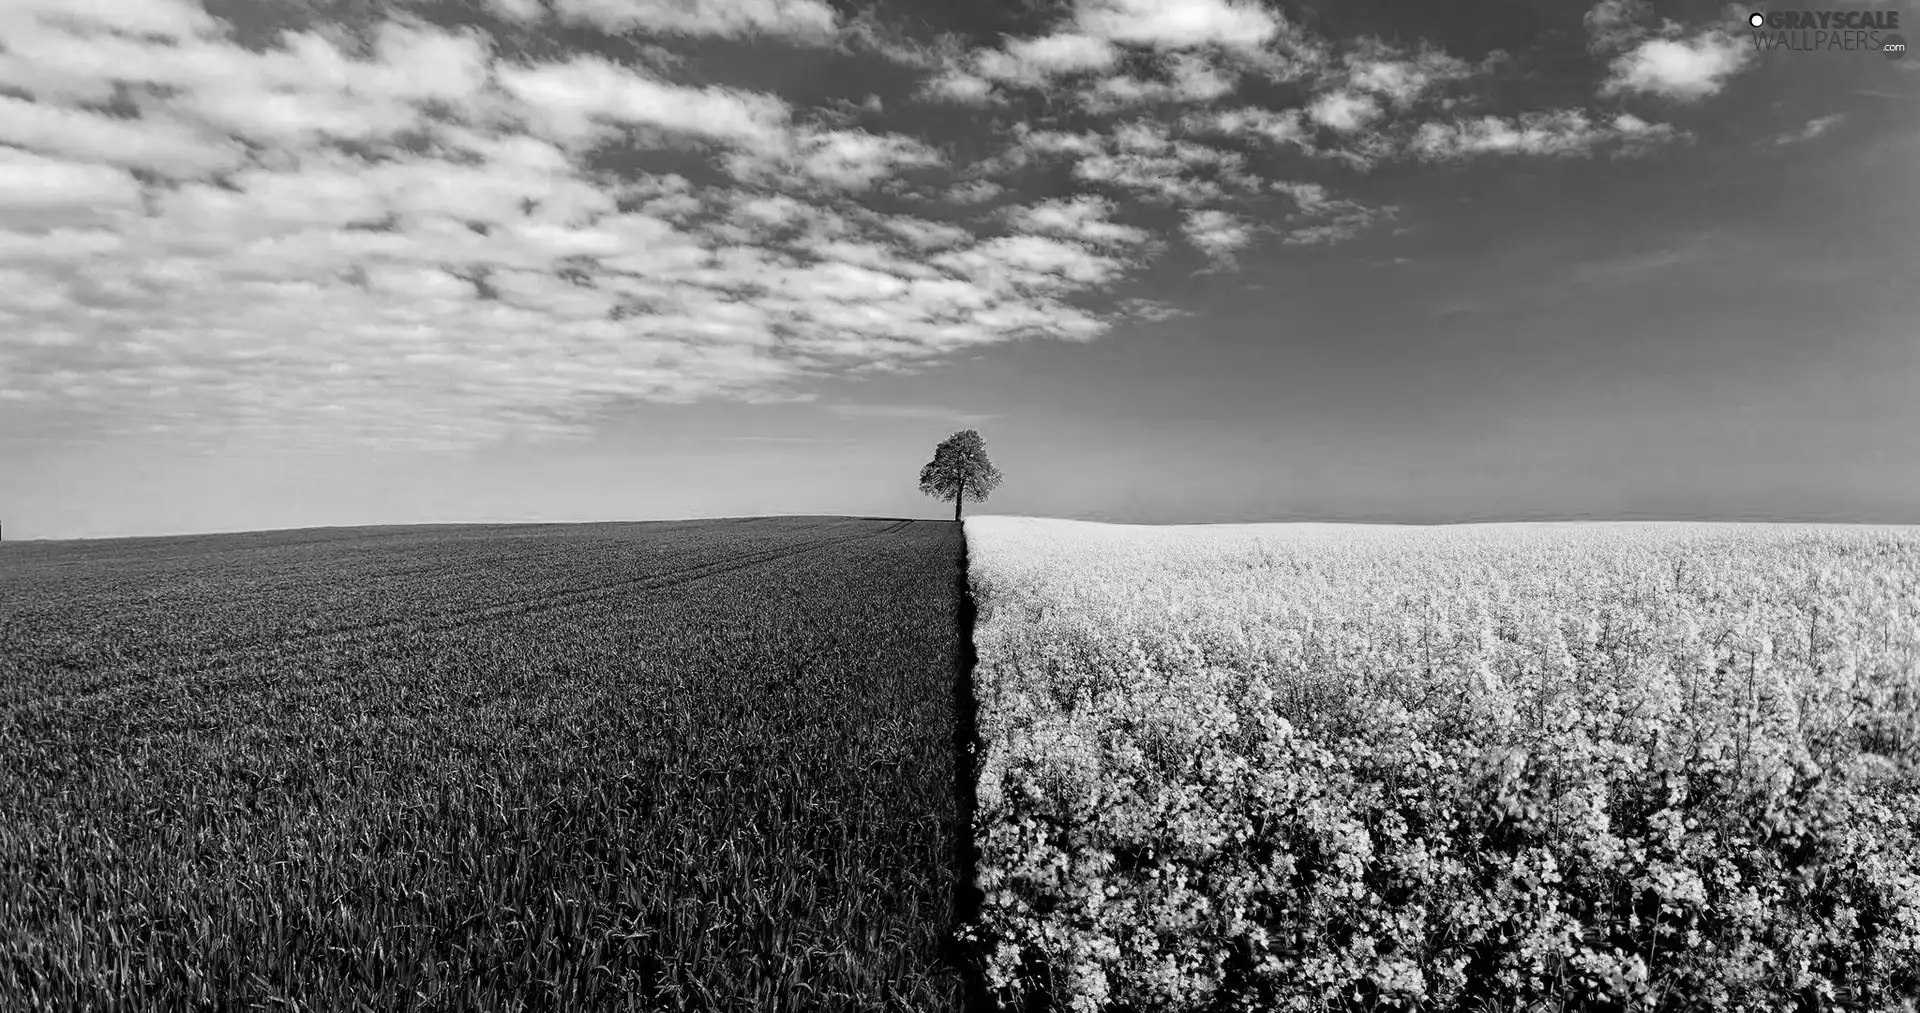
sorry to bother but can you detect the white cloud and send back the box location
[946,179,1006,204]
[932,235,1133,292]
[1116,296,1190,322]
[732,128,945,190]
[1193,106,1310,148]
[1271,180,1335,212]
[1018,127,1109,159]
[1074,0,1282,51]
[1181,208,1251,267]
[996,121,1259,206]
[0,95,246,179]
[905,0,1318,108]
[919,69,1000,106]
[1600,29,1752,102]
[497,55,793,149]
[1773,113,1845,145]
[1072,147,1255,204]
[1583,0,1655,53]
[1307,90,1383,132]
[0,6,1153,450]
[1406,109,1680,159]
[982,32,1121,83]
[1609,112,1682,155]
[1080,52,1238,110]
[1342,46,1474,106]
[1003,195,1152,248]
[1113,119,1173,152]
[0,148,144,211]
[552,0,838,41]
[5,0,220,42]
[918,30,1120,105]
[1267,181,1391,245]
[489,0,548,23]
[0,13,497,134]
[0,0,1741,453]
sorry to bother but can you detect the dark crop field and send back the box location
[0,518,979,1011]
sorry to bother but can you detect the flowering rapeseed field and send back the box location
[961,518,1920,1012]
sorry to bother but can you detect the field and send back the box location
[9,515,1920,1013]
[963,518,1920,1013]
[0,518,977,1011]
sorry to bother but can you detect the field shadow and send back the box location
[946,521,996,1013]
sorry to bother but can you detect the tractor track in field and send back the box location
[21,521,930,710]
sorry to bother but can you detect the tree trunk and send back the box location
[954,480,965,521]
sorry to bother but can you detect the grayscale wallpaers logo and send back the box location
[1747,7,1906,57]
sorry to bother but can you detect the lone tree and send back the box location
[920,429,1003,521]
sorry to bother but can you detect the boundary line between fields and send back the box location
[950,520,994,1012]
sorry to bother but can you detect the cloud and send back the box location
[945,179,1006,204]
[982,32,1121,84]
[919,69,1000,106]
[1073,0,1282,52]
[1409,110,1603,158]
[1408,109,1680,160]
[550,0,839,42]
[993,120,1260,206]
[1307,90,1383,132]
[730,128,946,190]
[1172,43,1483,170]
[1583,0,1655,53]
[1079,52,1238,111]
[494,55,944,191]
[1773,113,1845,145]
[6,0,219,42]
[0,4,1154,450]
[1268,181,1394,245]
[1002,195,1153,248]
[909,0,1297,107]
[1339,43,1475,106]
[488,0,547,23]
[497,54,793,150]
[1073,149,1247,203]
[0,0,1764,452]
[1600,28,1752,102]
[1012,126,1108,161]
[1116,297,1191,322]
[1190,106,1310,148]
[0,95,245,179]
[0,147,144,211]
[914,0,1293,108]
[984,117,1389,246]
[916,30,1123,106]
[931,234,1135,293]
[1181,208,1252,268]
[0,14,497,132]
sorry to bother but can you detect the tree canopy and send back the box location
[919,429,1003,520]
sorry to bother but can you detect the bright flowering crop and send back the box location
[961,518,1920,1013]
[0,518,971,1012]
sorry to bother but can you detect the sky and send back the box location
[0,0,1915,539]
